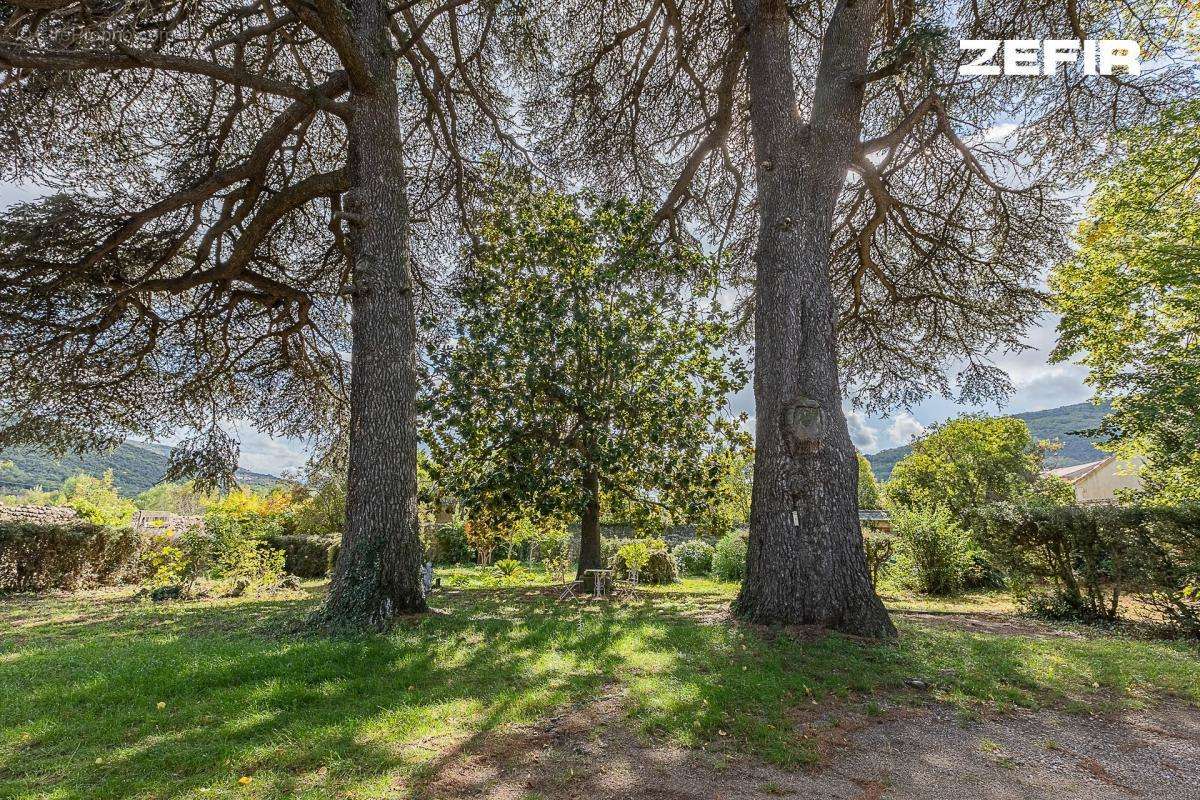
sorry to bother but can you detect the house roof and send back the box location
[858,509,890,522]
[1043,456,1114,484]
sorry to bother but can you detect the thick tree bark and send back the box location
[732,0,895,638]
[576,469,603,591]
[323,0,427,628]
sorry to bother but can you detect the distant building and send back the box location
[858,509,891,533]
[1043,455,1145,505]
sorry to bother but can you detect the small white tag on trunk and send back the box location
[791,511,799,527]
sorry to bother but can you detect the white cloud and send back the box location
[982,122,1019,142]
[233,428,310,476]
[846,411,880,452]
[886,413,926,448]
[0,181,43,210]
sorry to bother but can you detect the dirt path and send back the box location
[411,689,1199,800]
[405,604,1199,799]
[895,610,1092,639]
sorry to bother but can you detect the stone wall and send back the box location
[131,510,204,534]
[0,504,81,525]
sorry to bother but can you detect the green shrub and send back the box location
[492,557,522,577]
[208,527,285,588]
[428,521,471,564]
[861,530,895,589]
[531,526,573,582]
[616,540,651,578]
[982,502,1200,629]
[143,544,189,589]
[204,503,285,543]
[264,534,337,578]
[891,507,974,596]
[0,521,141,592]
[283,480,346,539]
[1018,590,1096,623]
[672,539,715,576]
[712,532,747,582]
[138,521,285,594]
[603,537,677,584]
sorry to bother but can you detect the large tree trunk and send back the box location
[323,0,427,629]
[576,469,603,591]
[732,0,894,638]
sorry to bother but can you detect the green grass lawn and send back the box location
[2,574,1198,799]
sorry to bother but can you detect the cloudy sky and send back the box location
[1,179,1093,476]
[721,313,1092,459]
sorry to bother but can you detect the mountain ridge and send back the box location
[863,401,1112,483]
[0,439,278,496]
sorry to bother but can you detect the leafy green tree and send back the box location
[857,454,884,510]
[135,482,211,517]
[1052,102,1200,503]
[427,185,747,586]
[57,471,137,527]
[691,443,754,539]
[1029,475,1078,509]
[886,416,1041,530]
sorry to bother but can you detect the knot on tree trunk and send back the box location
[780,397,823,456]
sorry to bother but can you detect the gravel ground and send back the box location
[414,693,1200,799]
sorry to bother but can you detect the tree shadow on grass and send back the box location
[0,587,639,799]
[2,586,1198,797]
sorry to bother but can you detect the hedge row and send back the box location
[263,534,339,579]
[982,503,1200,633]
[0,520,347,593]
[0,521,142,592]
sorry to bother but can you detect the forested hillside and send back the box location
[864,401,1111,482]
[0,440,277,496]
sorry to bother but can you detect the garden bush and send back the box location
[603,537,677,584]
[861,530,895,589]
[616,540,651,579]
[712,532,747,582]
[264,534,337,578]
[138,521,285,596]
[0,521,141,591]
[208,526,285,588]
[672,539,715,576]
[492,558,523,578]
[142,543,190,589]
[982,502,1200,630]
[531,526,573,582]
[203,488,290,540]
[891,507,975,596]
[427,521,471,564]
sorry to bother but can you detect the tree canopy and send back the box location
[526,0,1194,410]
[1052,101,1200,503]
[886,415,1045,528]
[426,184,747,578]
[0,0,544,627]
[0,1,530,478]
[857,454,884,510]
[519,0,1194,637]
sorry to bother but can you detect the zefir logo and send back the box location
[960,40,1141,76]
